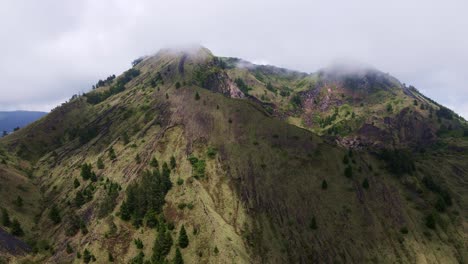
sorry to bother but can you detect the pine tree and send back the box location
[321,180,328,190]
[74,178,80,188]
[108,147,117,160]
[152,225,173,262]
[14,196,23,207]
[120,201,131,221]
[362,178,369,189]
[66,242,73,254]
[1,208,11,227]
[11,219,24,236]
[174,248,184,264]
[49,205,61,224]
[75,191,85,207]
[309,216,317,230]
[97,157,104,169]
[344,166,353,178]
[150,157,159,168]
[178,225,189,248]
[81,163,93,180]
[83,249,92,263]
[170,156,176,169]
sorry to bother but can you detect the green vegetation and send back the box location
[85,68,140,104]
[152,223,173,262]
[11,219,24,236]
[188,155,206,179]
[150,157,159,168]
[380,149,415,176]
[108,146,117,160]
[119,167,172,227]
[362,178,369,189]
[425,213,436,229]
[49,205,61,224]
[321,180,328,190]
[344,166,353,178]
[178,225,189,248]
[134,238,144,249]
[1,208,11,227]
[174,248,184,264]
[309,216,317,230]
[234,78,251,94]
[97,157,104,169]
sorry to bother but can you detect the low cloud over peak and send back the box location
[1,0,467,118]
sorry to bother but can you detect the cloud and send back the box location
[0,0,467,118]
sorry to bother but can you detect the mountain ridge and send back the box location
[0,46,466,263]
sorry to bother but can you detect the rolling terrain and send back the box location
[0,47,466,263]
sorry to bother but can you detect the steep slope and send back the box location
[0,47,466,263]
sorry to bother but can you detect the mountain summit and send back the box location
[0,47,466,263]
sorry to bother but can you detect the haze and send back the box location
[1,0,467,118]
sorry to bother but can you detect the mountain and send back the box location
[0,111,47,135]
[0,47,466,263]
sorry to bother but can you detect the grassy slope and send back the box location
[0,48,465,263]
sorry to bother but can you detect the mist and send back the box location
[0,0,467,118]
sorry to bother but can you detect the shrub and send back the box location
[83,249,92,263]
[97,157,104,170]
[188,155,206,179]
[321,180,328,190]
[66,242,73,254]
[425,214,436,229]
[75,191,85,207]
[14,196,23,208]
[386,103,393,113]
[195,92,200,100]
[74,178,80,188]
[175,82,181,89]
[309,216,317,230]
[11,219,24,236]
[135,154,141,164]
[435,196,447,212]
[206,147,217,159]
[266,82,276,92]
[177,178,184,186]
[108,147,117,160]
[1,208,11,227]
[343,155,349,164]
[134,238,144,249]
[344,166,353,178]
[49,205,61,224]
[400,227,408,234]
[122,132,130,145]
[234,78,251,94]
[362,178,369,189]
[108,252,114,262]
[80,163,95,181]
[170,156,176,169]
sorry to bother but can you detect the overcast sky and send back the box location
[1,0,467,118]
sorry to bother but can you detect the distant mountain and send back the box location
[0,111,47,134]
